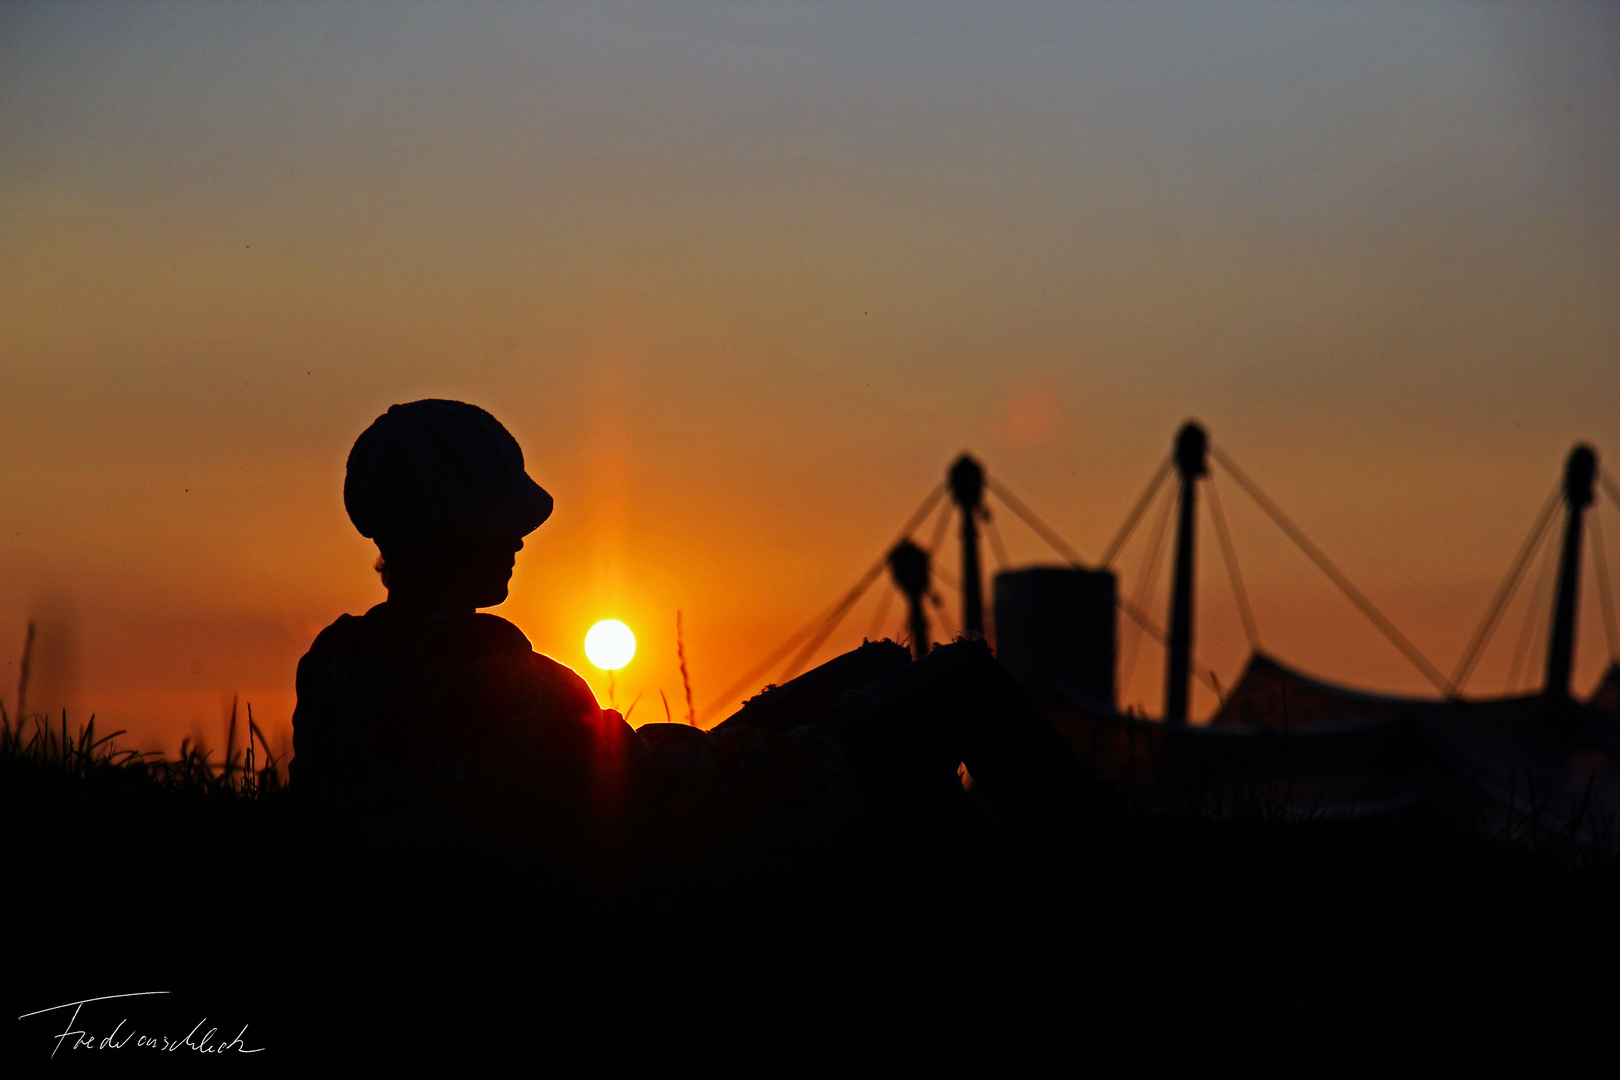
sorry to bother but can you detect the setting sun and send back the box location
[584,620,636,671]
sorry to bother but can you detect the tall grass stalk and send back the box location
[677,611,696,726]
[15,619,33,724]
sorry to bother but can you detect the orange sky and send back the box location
[2,2,1617,759]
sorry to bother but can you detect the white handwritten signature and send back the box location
[17,992,265,1057]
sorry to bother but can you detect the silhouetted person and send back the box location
[292,400,657,804]
[291,399,1094,825]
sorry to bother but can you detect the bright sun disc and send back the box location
[584,620,636,670]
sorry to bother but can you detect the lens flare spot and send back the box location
[585,620,636,670]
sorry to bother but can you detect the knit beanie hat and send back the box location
[344,400,553,558]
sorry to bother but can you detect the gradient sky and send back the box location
[2,1,1617,757]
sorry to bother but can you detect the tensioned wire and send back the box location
[1101,457,1175,569]
[712,439,1467,721]
[777,484,952,683]
[984,470,1225,697]
[1209,442,1454,698]
[863,494,955,644]
[1449,485,1561,694]
[1206,471,1261,654]
[1506,514,1561,694]
[984,509,1011,572]
[1118,474,1176,704]
[699,482,947,723]
[1593,479,1619,661]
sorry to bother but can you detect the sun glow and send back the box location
[584,620,636,670]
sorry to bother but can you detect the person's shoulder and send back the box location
[299,611,364,666]
[463,612,534,649]
[510,645,599,706]
[469,635,604,719]
[294,612,368,716]
[316,610,364,641]
[525,647,585,680]
[430,612,535,663]
[394,611,600,712]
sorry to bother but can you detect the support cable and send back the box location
[864,581,897,643]
[1506,525,1560,694]
[1101,456,1175,568]
[700,483,947,722]
[984,511,1011,571]
[779,569,883,684]
[924,494,954,557]
[699,604,834,724]
[1450,486,1561,693]
[1602,468,1620,513]
[921,497,960,640]
[930,566,959,647]
[1119,478,1176,701]
[1210,443,1455,697]
[983,476,1088,566]
[932,591,958,640]
[1206,472,1261,653]
[1118,600,1218,689]
[1600,467,1620,659]
[987,473,1223,696]
[1590,504,1619,660]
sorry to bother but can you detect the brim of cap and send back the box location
[464,473,554,540]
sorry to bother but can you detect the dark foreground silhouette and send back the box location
[6,737,1620,1066]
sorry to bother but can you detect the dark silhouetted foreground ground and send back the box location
[4,729,1618,1067]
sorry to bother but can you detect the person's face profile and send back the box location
[464,533,525,609]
